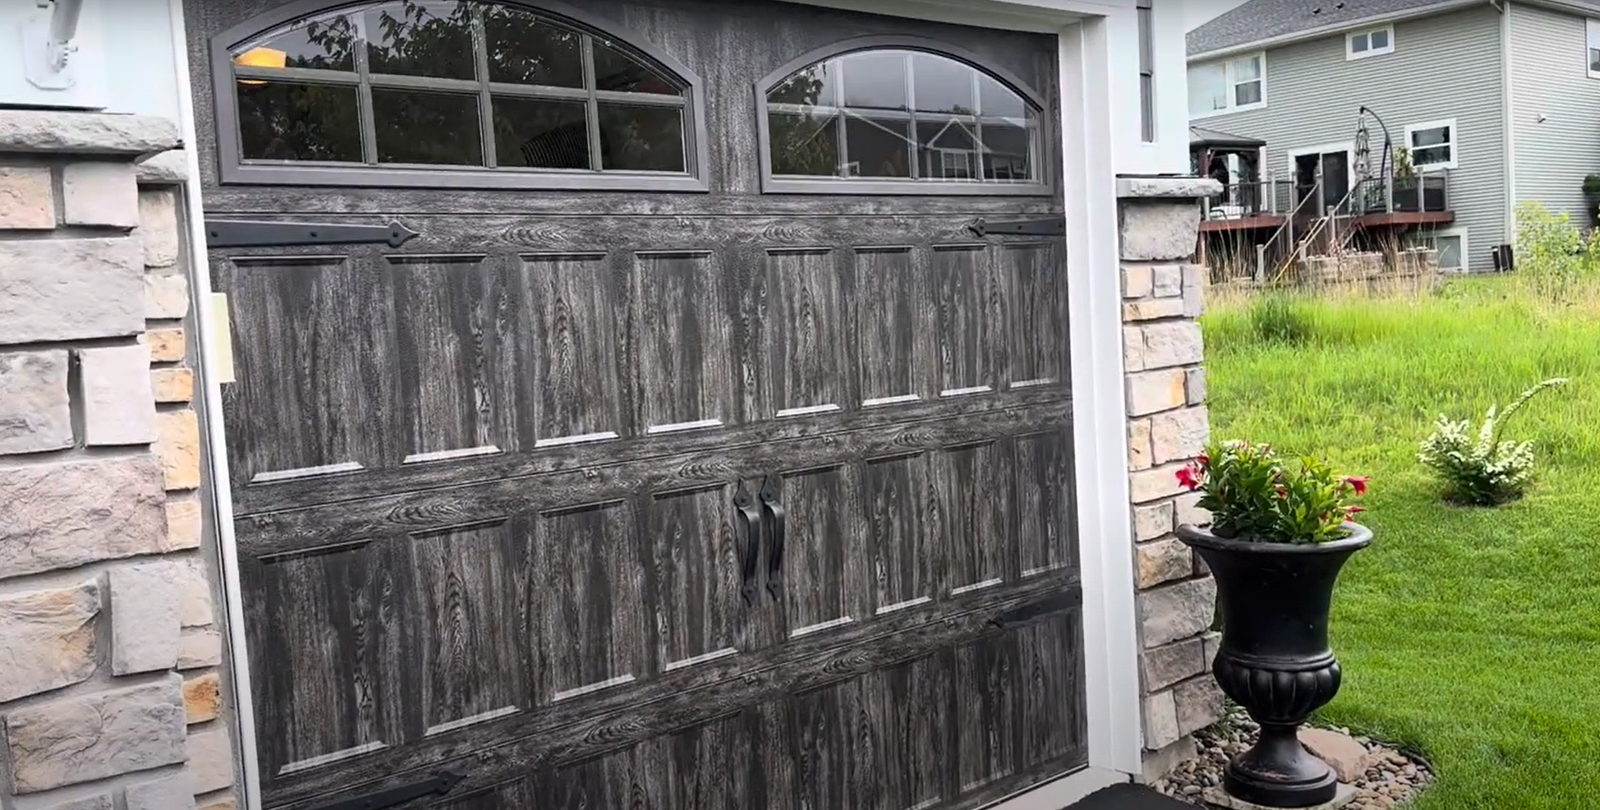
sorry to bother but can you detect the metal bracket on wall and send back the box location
[203,219,421,249]
[306,771,464,810]
[968,217,1066,238]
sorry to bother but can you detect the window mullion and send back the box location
[904,53,919,180]
[833,64,848,177]
[471,6,496,168]
[581,34,604,172]
[353,12,379,165]
[971,69,985,182]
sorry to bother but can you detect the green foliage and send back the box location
[1393,146,1415,179]
[1418,378,1569,506]
[1180,440,1368,544]
[1513,201,1600,302]
[1584,174,1600,197]
[1245,293,1316,346]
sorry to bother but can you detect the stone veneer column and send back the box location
[1116,176,1228,781]
[0,111,236,810]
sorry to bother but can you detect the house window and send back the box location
[1587,19,1600,77]
[759,43,1047,193]
[1138,0,1155,142]
[1405,120,1457,170]
[218,1,704,189]
[1187,53,1265,117]
[1411,229,1466,271]
[1347,25,1394,60]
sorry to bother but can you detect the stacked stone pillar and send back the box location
[1116,177,1228,779]
[0,111,235,810]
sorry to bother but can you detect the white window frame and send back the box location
[1586,18,1600,78]
[1346,25,1395,60]
[1411,226,1468,272]
[1188,51,1266,119]
[1404,118,1458,171]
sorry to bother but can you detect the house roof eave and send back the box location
[1187,0,1487,63]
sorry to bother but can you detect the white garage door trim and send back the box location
[164,0,1147,806]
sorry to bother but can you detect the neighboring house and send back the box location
[0,1,1222,810]
[1187,0,1600,273]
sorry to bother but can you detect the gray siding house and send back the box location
[1189,0,1600,273]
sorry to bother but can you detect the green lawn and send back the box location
[1202,277,1600,809]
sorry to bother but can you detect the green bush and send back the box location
[1417,377,1569,505]
[1247,294,1315,345]
[1514,201,1600,301]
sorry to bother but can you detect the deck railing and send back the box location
[1355,169,1450,215]
[1201,178,1295,221]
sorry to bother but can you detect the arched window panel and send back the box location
[760,43,1051,195]
[217,0,705,190]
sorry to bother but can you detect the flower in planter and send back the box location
[1177,440,1368,544]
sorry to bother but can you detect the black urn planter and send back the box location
[1177,522,1372,808]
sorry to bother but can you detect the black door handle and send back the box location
[760,476,786,602]
[734,483,762,606]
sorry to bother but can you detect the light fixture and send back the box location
[235,47,288,86]
[22,0,85,90]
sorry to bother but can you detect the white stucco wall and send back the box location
[0,0,182,119]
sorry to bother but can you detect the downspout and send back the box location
[1498,0,1517,264]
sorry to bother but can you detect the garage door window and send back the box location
[216,0,707,190]
[758,38,1050,194]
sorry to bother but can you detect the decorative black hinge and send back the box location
[968,217,1066,237]
[307,771,465,810]
[204,219,420,249]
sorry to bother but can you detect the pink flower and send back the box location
[1176,465,1202,491]
[1346,505,1366,518]
[1344,476,1370,496]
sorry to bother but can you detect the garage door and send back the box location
[191,1,1086,808]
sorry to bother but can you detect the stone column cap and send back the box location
[1117,175,1222,200]
[0,111,180,157]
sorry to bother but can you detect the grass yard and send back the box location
[1202,276,1600,809]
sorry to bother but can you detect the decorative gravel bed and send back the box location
[1152,707,1435,809]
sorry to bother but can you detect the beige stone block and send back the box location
[139,188,180,268]
[1123,298,1185,321]
[1128,418,1152,471]
[184,672,222,724]
[1122,325,1145,372]
[0,350,73,454]
[0,110,180,155]
[1120,200,1201,262]
[79,344,158,446]
[1150,406,1209,465]
[0,579,100,702]
[0,166,54,229]
[177,628,223,670]
[1174,491,1212,529]
[198,800,238,810]
[62,161,139,228]
[165,497,203,551]
[145,327,186,363]
[1142,637,1206,692]
[1136,538,1193,588]
[1185,367,1207,405]
[1174,675,1226,735]
[1126,369,1187,417]
[1129,462,1189,504]
[152,367,195,403]
[1143,690,1180,750]
[1140,576,1217,648]
[126,771,194,810]
[110,562,180,675]
[0,237,144,345]
[3,675,186,793]
[1132,501,1173,542]
[1142,321,1205,369]
[0,456,167,581]
[1122,264,1153,298]
[187,726,237,793]
[145,272,190,319]
[1152,264,1183,297]
[156,409,202,491]
[177,558,215,629]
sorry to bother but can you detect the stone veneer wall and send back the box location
[1116,177,1227,779]
[0,111,236,810]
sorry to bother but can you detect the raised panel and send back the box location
[853,247,927,408]
[520,253,627,446]
[953,629,1022,792]
[433,777,538,810]
[1001,242,1066,389]
[391,256,515,463]
[777,465,861,638]
[933,245,999,399]
[409,521,529,737]
[765,248,845,417]
[252,542,404,779]
[648,484,742,673]
[1014,432,1075,578]
[864,453,935,616]
[540,712,756,809]
[934,442,1014,596]
[634,251,733,435]
[533,500,645,703]
[872,652,954,810]
[1015,614,1085,766]
[786,678,871,810]
[227,257,393,483]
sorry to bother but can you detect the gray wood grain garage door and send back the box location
[190,0,1086,808]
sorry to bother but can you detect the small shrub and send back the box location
[1418,378,1569,505]
[1514,201,1600,302]
[1176,440,1369,544]
[1247,294,1315,345]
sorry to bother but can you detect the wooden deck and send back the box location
[1354,210,1456,228]
[1199,214,1288,233]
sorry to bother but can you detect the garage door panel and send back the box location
[1001,241,1068,390]
[521,252,631,447]
[932,244,1000,398]
[864,452,936,616]
[1015,430,1078,579]
[533,499,647,703]
[854,246,929,408]
[764,247,848,418]
[646,483,747,674]
[634,251,734,437]
[935,440,1016,598]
